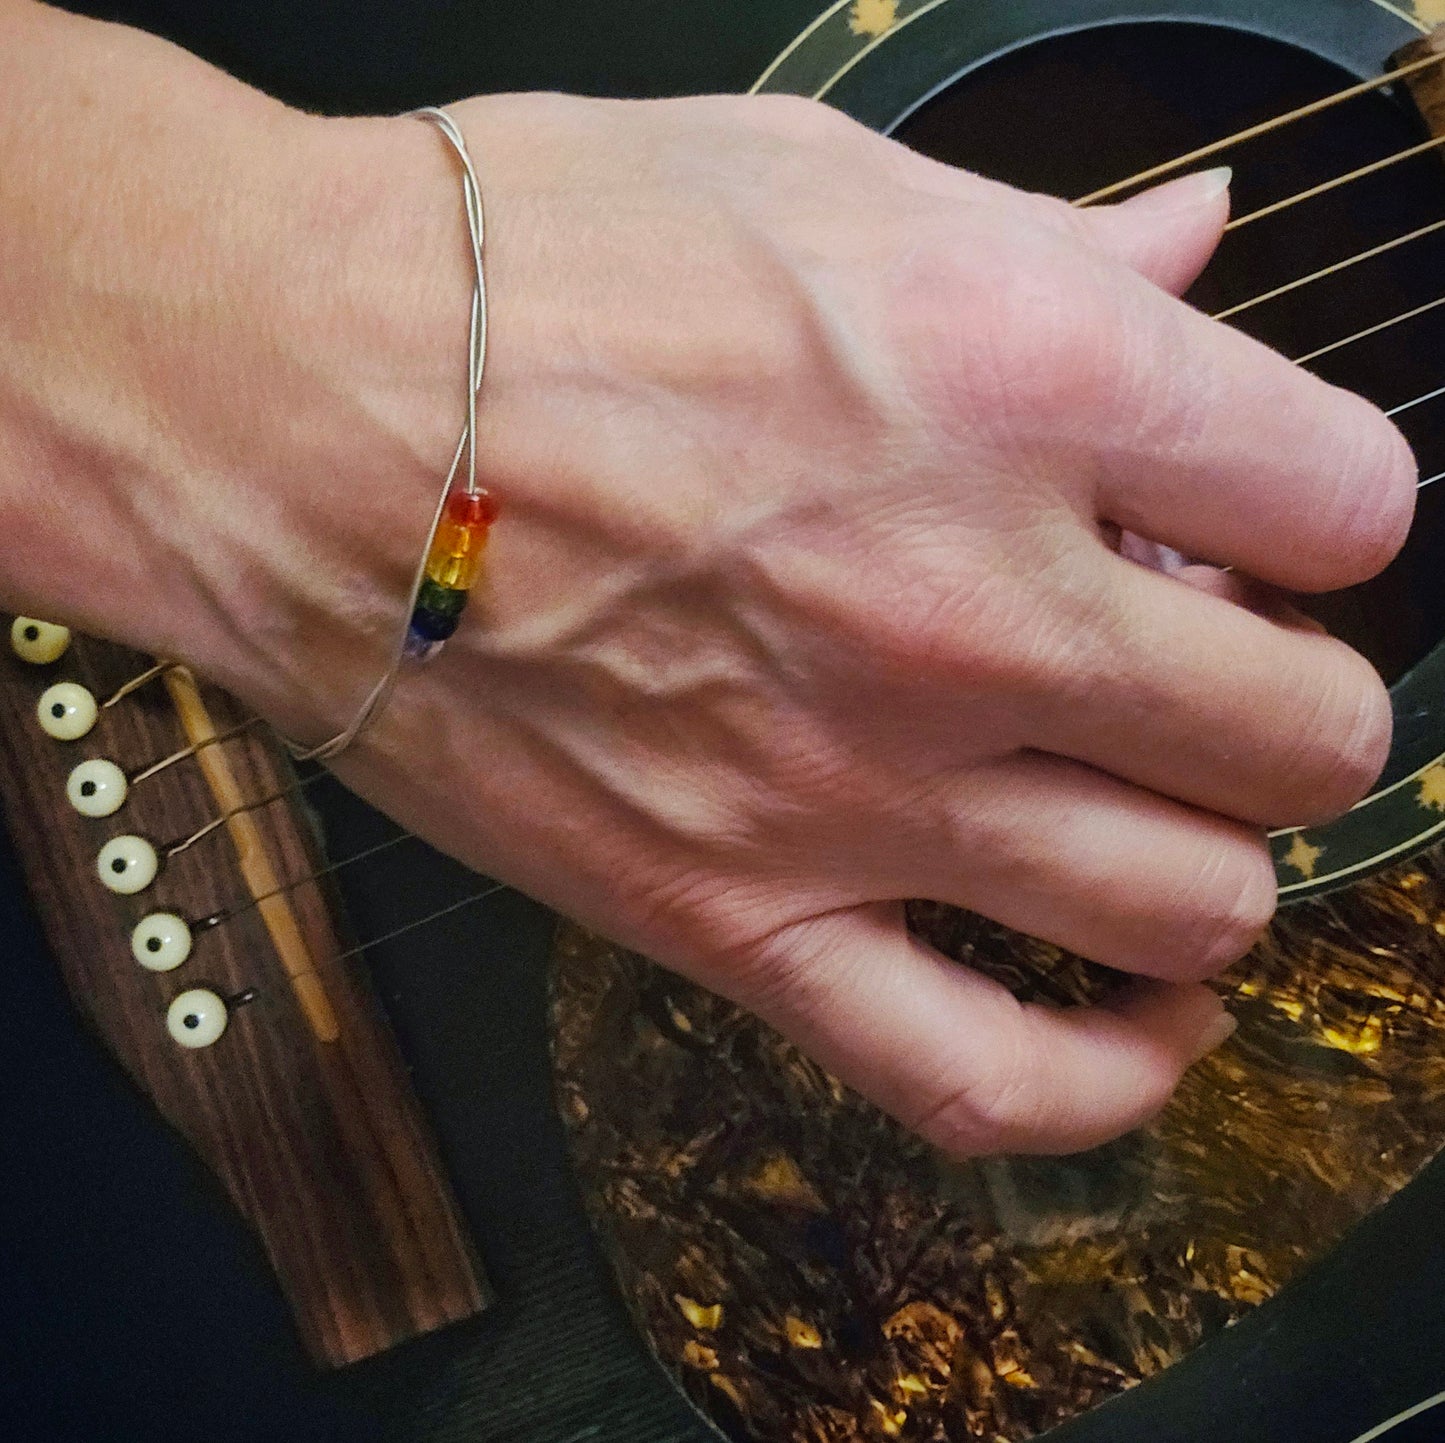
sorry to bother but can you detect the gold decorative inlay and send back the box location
[1419,762,1445,812]
[676,1295,724,1331]
[849,0,899,38]
[1282,831,1325,879]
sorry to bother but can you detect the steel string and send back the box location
[1074,48,1445,205]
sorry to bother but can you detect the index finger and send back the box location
[1057,262,1416,590]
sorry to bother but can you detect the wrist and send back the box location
[185,97,579,750]
[0,6,482,748]
[0,11,473,744]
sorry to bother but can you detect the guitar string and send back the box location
[101,661,174,708]
[1226,133,1445,230]
[1073,47,1445,204]
[1387,382,1445,419]
[128,717,264,785]
[325,883,511,967]
[191,833,522,985]
[1292,291,1445,364]
[191,830,420,932]
[1211,217,1445,321]
[1064,47,1445,341]
[161,768,334,856]
[95,681,482,958]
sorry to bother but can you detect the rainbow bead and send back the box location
[406,490,498,658]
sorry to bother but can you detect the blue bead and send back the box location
[409,606,460,642]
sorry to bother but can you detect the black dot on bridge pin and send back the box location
[145,936,162,953]
[183,1014,200,1030]
[80,781,97,797]
[111,858,127,875]
[23,625,38,642]
[50,703,65,719]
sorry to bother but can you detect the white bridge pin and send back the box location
[10,617,71,665]
[96,835,158,895]
[66,759,128,818]
[37,682,97,741]
[131,913,193,972]
[166,989,228,1049]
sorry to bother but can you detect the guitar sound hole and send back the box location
[893,21,1445,686]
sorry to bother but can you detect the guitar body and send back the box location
[4,3,1445,1442]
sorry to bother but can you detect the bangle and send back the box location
[289,105,496,764]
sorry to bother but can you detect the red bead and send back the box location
[446,490,499,528]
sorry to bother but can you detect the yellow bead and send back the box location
[425,549,485,591]
[425,521,488,591]
[10,617,71,664]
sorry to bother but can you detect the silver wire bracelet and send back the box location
[288,105,491,764]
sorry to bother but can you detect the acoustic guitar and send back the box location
[3,2,1444,1441]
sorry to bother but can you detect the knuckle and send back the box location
[976,276,1118,423]
[720,943,814,1020]
[1279,646,1392,821]
[1015,191,1100,250]
[1319,402,1418,583]
[906,1025,1037,1159]
[1165,842,1278,979]
[615,863,790,980]
[706,918,843,1027]
[862,534,1105,700]
[888,228,1124,437]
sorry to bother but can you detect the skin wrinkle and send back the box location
[904,997,1044,1158]
[1161,839,1278,980]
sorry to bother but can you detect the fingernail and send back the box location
[1125,166,1233,214]
[1189,1007,1238,1063]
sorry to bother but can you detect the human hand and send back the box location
[0,35,1414,1155]
[290,94,1411,1156]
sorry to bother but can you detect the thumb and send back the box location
[1078,167,1232,296]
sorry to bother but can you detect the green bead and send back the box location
[415,578,468,620]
